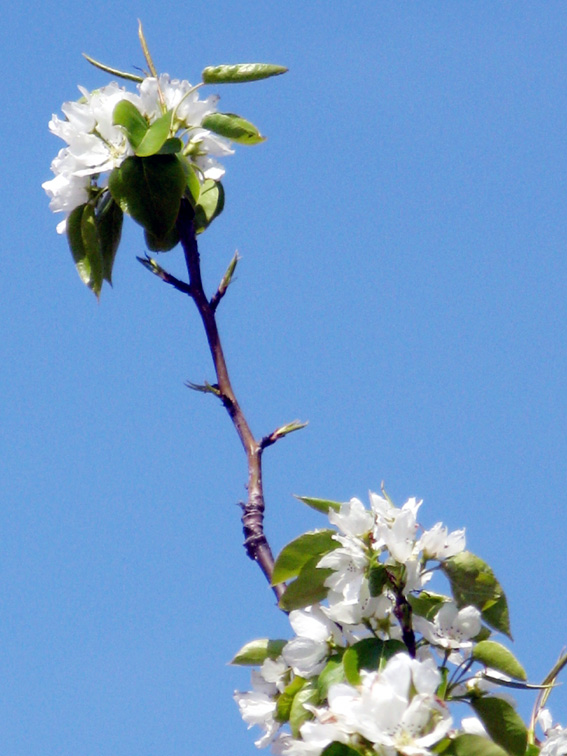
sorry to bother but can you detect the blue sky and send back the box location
[2,2,567,754]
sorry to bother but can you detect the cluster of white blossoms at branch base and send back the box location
[42,75,233,233]
[234,492,501,756]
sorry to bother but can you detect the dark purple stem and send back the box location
[176,200,285,602]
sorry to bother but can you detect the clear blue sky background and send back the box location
[1,2,566,754]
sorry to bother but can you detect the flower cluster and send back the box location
[42,75,233,234]
[234,491,538,756]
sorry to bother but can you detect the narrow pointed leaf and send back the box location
[108,155,186,238]
[441,551,511,638]
[96,195,123,283]
[201,112,265,144]
[272,530,338,585]
[113,100,148,149]
[294,496,342,515]
[135,111,173,156]
[202,63,288,84]
[67,203,103,297]
[472,641,527,681]
[230,638,287,666]
[278,557,333,612]
[443,734,509,756]
[471,697,528,756]
[82,53,144,83]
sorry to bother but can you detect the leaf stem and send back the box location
[176,199,285,601]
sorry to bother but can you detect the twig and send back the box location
[175,199,285,601]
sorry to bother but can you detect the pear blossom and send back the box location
[418,522,466,561]
[44,75,233,233]
[413,603,481,661]
[540,724,567,756]
[282,606,343,678]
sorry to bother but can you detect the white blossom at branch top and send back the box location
[413,603,481,661]
[43,75,234,232]
[371,493,422,564]
[418,522,466,561]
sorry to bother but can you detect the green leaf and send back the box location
[144,226,180,252]
[194,179,225,233]
[230,638,287,666]
[294,496,342,515]
[470,697,528,756]
[276,676,306,723]
[444,734,510,756]
[441,551,511,638]
[108,155,186,239]
[472,641,527,681]
[368,564,389,597]
[67,203,104,297]
[201,112,265,144]
[113,100,148,149]
[289,684,318,737]
[96,195,123,284]
[278,556,333,612]
[184,163,201,204]
[135,111,173,157]
[343,638,406,685]
[158,137,183,155]
[322,743,365,756]
[408,591,450,620]
[202,63,288,84]
[317,655,345,699]
[272,530,338,585]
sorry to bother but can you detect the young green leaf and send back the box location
[294,496,342,515]
[470,697,528,756]
[343,638,406,686]
[441,551,511,638]
[472,640,527,681]
[108,155,186,239]
[201,112,265,144]
[230,638,287,666]
[322,743,365,756]
[144,227,180,252]
[289,684,318,737]
[194,179,225,233]
[96,195,123,283]
[368,564,389,597]
[135,111,173,157]
[276,676,306,723]
[443,734,509,756]
[202,63,288,84]
[66,203,104,297]
[272,529,338,585]
[113,100,148,149]
[407,591,450,620]
[278,556,333,612]
[317,655,345,699]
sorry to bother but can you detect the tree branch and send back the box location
[176,199,285,602]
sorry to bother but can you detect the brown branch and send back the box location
[176,199,285,602]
